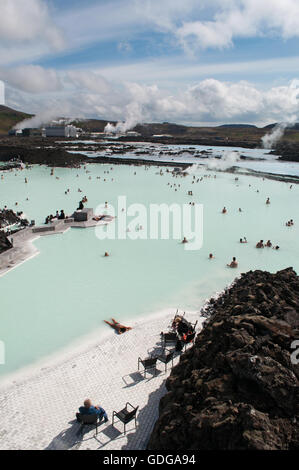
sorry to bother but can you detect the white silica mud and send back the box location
[0,153,299,379]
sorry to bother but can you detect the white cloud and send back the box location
[9,74,299,130]
[0,0,64,66]
[53,0,299,56]
[0,65,62,93]
[0,0,64,49]
[66,70,111,94]
[176,0,299,51]
[117,41,132,54]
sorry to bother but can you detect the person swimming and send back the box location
[227,257,238,268]
[256,240,264,248]
[209,253,214,259]
[222,207,227,214]
[266,197,270,204]
[266,240,272,247]
[182,237,188,244]
[104,318,132,335]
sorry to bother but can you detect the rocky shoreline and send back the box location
[1,136,299,168]
[271,142,299,163]
[148,268,299,450]
[0,209,29,254]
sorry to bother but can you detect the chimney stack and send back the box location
[0,81,5,105]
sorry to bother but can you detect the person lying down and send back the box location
[104,318,132,334]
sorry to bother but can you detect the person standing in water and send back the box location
[227,257,238,268]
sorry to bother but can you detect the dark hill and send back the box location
[0,105,32,135]
[218,124,257,128]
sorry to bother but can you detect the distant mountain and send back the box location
[0,105,32,134]
[263,123,299,130]
[2,106,299,146]
[218,124,257,128]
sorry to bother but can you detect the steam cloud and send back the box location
[206,150,240,170]
[14,110,59,130]
[262,123,288,149]
[104,102,143,134]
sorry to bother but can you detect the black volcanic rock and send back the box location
[0,145,85,167]
[0,230,12,253]
[148,268,299,450]
[0,209,29,253]
[0,209,20,228]
[272,142,299,162]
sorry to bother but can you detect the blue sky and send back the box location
[1,0,299,127]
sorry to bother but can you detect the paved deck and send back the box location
[0,310,203,450]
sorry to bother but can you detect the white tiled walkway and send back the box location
[0,310,203,450]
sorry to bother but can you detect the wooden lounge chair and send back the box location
[112,402,138,435]
[138,356,158,378]
[77,413,99,435]
[157,349,174,372]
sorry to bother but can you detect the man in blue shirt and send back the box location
[76,398,108,423]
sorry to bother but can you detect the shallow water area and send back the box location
[0,159,299,379]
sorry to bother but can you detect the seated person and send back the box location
[177,318,194,337]
[171,314,183,330]
[76,399,108,423]
[58,210,65,220]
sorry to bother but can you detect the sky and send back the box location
[1,0,299,128]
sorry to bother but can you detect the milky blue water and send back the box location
[0,151,299,378]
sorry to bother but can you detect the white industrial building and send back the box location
[45,125,78,138]
[0,80,5,105]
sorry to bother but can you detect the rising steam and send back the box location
[261,123,288,149]
[104,102,143,134]
[206,150,240,170]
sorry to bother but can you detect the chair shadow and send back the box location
[93,424,124,449]
[45,419,106,450]
[122,371,144,387]
[45,420,84,450]
[122,367,164,388]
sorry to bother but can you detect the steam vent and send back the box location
[148,268,299,450]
